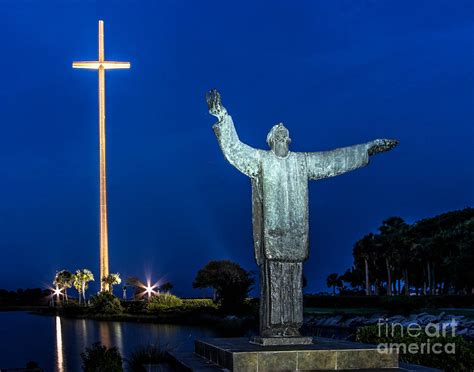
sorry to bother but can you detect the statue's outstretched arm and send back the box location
[305,139,398,180]
[207,89,261,177]
[366,139,399,156]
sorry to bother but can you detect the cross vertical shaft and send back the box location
[73,20,130,292]
[98,20,108,292]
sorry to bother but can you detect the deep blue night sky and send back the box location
[0,0,472,296]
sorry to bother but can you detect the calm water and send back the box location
[0,311,219,371]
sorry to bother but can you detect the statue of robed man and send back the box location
[207,89,398,342]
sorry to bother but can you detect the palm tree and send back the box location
[338,208,474,295]
[74,269,94,305]
[53,270,73,303]
[339,267,364,292]
[326,273,342,295]
[126,277,143,299]
[353,234,376,295]
[160,282,173,293]
[102,273,121,293]
[379,217,411,295]
[378,217,408,296]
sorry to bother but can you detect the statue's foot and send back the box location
[261,326,302,338]
[283,327,301,337]
[261,328,284,337]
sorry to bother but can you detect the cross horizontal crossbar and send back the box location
[72,61,130,69]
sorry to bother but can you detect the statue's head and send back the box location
[267,123,291,157]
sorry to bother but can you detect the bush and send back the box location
[89,292,124,314]
[146,293,183,311]
[356,325,474,372]
[193,260,254,313]
[81,342,123,372]
[25,361,41,370]
[181,298,218,309]
[127,344,171,371]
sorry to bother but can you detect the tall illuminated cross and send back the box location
[73,20,130,291]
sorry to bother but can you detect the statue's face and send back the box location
[268,124,291,157]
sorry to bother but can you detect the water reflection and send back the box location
[99,321,111,347]
[80,319,88,343]
[115,322,124,352]
[1,312,218,371]
[55,316,64,372]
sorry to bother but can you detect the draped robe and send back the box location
[213,114,369,335]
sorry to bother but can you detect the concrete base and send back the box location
[168,337,442,371]
[167,351,441,372]
[172,337,402,371]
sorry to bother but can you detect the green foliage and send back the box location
[326,273,343,294]
[159,282,173,292]
[146,293,183,311]
[81,342,123,372]
[181,298,218,309]
[74,269,95,291]
[356,325,474,372]
[337,208,474,295]
[54,270,74,291]
[143,297,217,313]
[127,344,171,371]
[54,270,73,287]
[90,292,124,314]
[74,269,95,304]
[53,270,74,303]
[193,260,254,312]
[102,273,121,292]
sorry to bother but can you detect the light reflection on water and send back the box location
[55,316,64,372]
[0,311,218,371]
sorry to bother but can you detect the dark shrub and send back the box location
[127,344,171,371]
[193,260,254,313]
[181,298,218,310]
[356,325,474,372]
[146,293,183,311]
[89,292,124,314]
[81,342,123,372]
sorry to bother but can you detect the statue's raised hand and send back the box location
[206,89,227,120]
[367,139,399,156]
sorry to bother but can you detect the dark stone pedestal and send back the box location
[168,337,442,371]
[193,337,397,371]
[169,337,428,371]
[250,335,313,346]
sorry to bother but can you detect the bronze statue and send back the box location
[207,89,398,344]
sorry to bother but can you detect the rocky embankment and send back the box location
[304,312,474,339]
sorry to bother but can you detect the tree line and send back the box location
[53,269,119,304]
[327,208,474,296]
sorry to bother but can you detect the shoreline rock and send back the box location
[304,311,474,339]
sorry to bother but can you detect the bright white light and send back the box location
[135,277,161,299]
[144,280,157,299]
[52,286,63,298]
